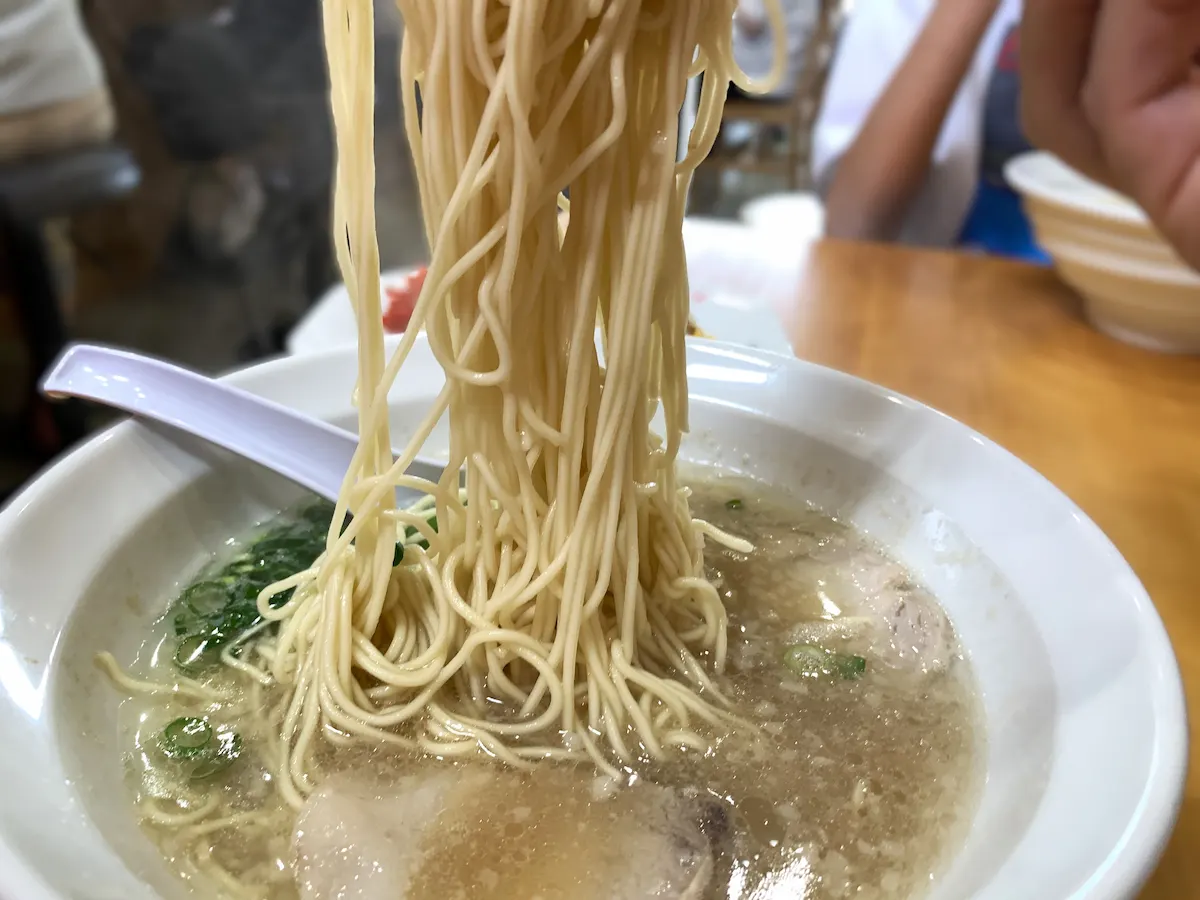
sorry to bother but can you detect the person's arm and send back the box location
[1022,0,1200,268]
[822,0,1000,241]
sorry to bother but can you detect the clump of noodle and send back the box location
[98,2,786,891]
[251,0,782,807]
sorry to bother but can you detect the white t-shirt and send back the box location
[812,0,1023,246]
[0,0,104,115]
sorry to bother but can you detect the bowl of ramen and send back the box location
[0,333,1186,900]
[0,1,1186,897]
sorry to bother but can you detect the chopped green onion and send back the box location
[782,644,827,678]
[252,535,313,558]
[266,590,293,610]
[304,502,337,528]
[173,609,207,637]
[183,581,228,618]
[835,654,867,679]
[405,514,438,550]
[158,718,243,779]
[221,603,260,632]
[173,634,214,672]
[219,558,258,583]
[725,498,743,510]
[187,732,243,779]
[160,717,212,759]
[782,644,867,681]
[393,543,405,566]
[169,500,335,672]
[405,514,438,537]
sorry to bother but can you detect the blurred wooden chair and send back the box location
[705,0,845,190]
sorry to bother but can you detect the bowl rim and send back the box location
[0,337,1189,900]
[1005,151,1148,228]
[1043,239,1200,287]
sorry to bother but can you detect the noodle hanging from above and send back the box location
[247,0,765,806]
[104,0,783,818]
[251,0,775,804]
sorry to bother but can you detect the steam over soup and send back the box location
[106,477,981,899]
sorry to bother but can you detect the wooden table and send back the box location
[782,239,1200,897]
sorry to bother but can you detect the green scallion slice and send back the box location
[173,634,213,673]
[160,717,212,759]
[187,731,243,779]
[404,513,438,550]
[182,581,228,619]
[782,644,867,681]
[835,654,867,679]
[782,644,828,678]
[173,608,207,637]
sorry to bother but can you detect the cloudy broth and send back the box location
[113,477,982,899]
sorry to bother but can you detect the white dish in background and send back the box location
[689,301,793,354]
[682,217,800,354]
[287,218,798,356]
[739,191,825,242]
[0,335,1186,900]
[1005,152,1200,353]
[286,267,408,354]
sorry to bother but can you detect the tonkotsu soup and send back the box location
[104,476,981,900]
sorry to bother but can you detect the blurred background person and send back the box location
[813,0,1047,262]
[0,0,113,160]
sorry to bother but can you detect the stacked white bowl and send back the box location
[1006,152,1200,353]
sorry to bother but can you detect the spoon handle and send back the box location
[40,343,444,505]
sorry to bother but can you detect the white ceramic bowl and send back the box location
[1005,151,1200,353]
[287,219,798,357]
[286,266,423,355]
[0,337,1186,899]
[738,191,825,241]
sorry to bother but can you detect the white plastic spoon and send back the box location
[40,343,446,506]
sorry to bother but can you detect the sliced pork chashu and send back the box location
[293,766,716,899]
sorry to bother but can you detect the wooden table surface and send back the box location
[782,239,1200,899]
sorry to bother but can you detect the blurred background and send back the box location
[4,0,1193,503]
[6,6,1200,886]
[0,0,842,499]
